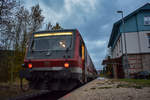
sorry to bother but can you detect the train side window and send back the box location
[79,40,82,57]
[81,44,85,60]
[84,47,87,64]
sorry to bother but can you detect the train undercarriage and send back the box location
[20,68,84,91]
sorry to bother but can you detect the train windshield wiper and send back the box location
[31,49,53,56]
[46,49,53,56]
[66,37,72,53]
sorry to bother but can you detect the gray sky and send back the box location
[21,0,150,70]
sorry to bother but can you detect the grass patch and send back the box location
[133,85,142,89]
[116,84,142,89]
[99,74,105,77]
[118,79,150,87]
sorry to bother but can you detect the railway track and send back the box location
[9,79,92,100]
[28,91,68,100]
[9,89,72,100]
[9,90,68,100]
[9,90,50,100]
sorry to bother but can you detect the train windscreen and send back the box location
[26,32,75,59]
[32,32,72,51]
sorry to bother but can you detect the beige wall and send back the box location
[139,31,150,53]
[112,31,150,58]
[142,54,150,71]
[112,31,150,77]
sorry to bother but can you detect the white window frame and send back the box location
[147,33,150,48]
[144,16,150,25]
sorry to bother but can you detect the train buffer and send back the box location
[59,77,150,100]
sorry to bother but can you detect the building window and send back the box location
[144,16,150,25]
[119,39,122,52]
[147,33,150,48]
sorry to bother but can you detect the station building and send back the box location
[103,3,150,78]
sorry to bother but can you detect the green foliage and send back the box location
[116,84,142,89]
[118,79,150,87]
[0,51,12,82]
[102,64,114,78]
[0,53,9,82]
[0,50,24,82]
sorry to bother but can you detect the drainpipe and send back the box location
[117,10,129,78]
[119,28,123,56]
[120,29,125,77]
[121,12,130,78]
[135,14,143,71]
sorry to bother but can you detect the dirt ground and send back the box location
[59,78,150,100]
[1,78,150,100]
[0,81,38,100]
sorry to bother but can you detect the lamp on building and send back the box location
[117,10,130,78]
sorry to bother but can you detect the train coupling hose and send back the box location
[19,69,30,92]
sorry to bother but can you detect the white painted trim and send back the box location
[31,67,82,73]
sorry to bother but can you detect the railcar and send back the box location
[20,29,97,91]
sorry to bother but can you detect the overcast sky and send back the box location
[21,0,150,70]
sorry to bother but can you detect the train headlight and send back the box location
[28,63,32,69]
[64,62,69,68]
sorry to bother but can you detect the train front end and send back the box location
[20,30,82,91]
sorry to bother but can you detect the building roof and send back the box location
[108,3,150,48]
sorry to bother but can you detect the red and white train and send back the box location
[20,29,97,91]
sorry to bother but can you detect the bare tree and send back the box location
[45,22,52,30]
[13,4,44,54]
[0,0,17,50]
[13,6,29,52]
